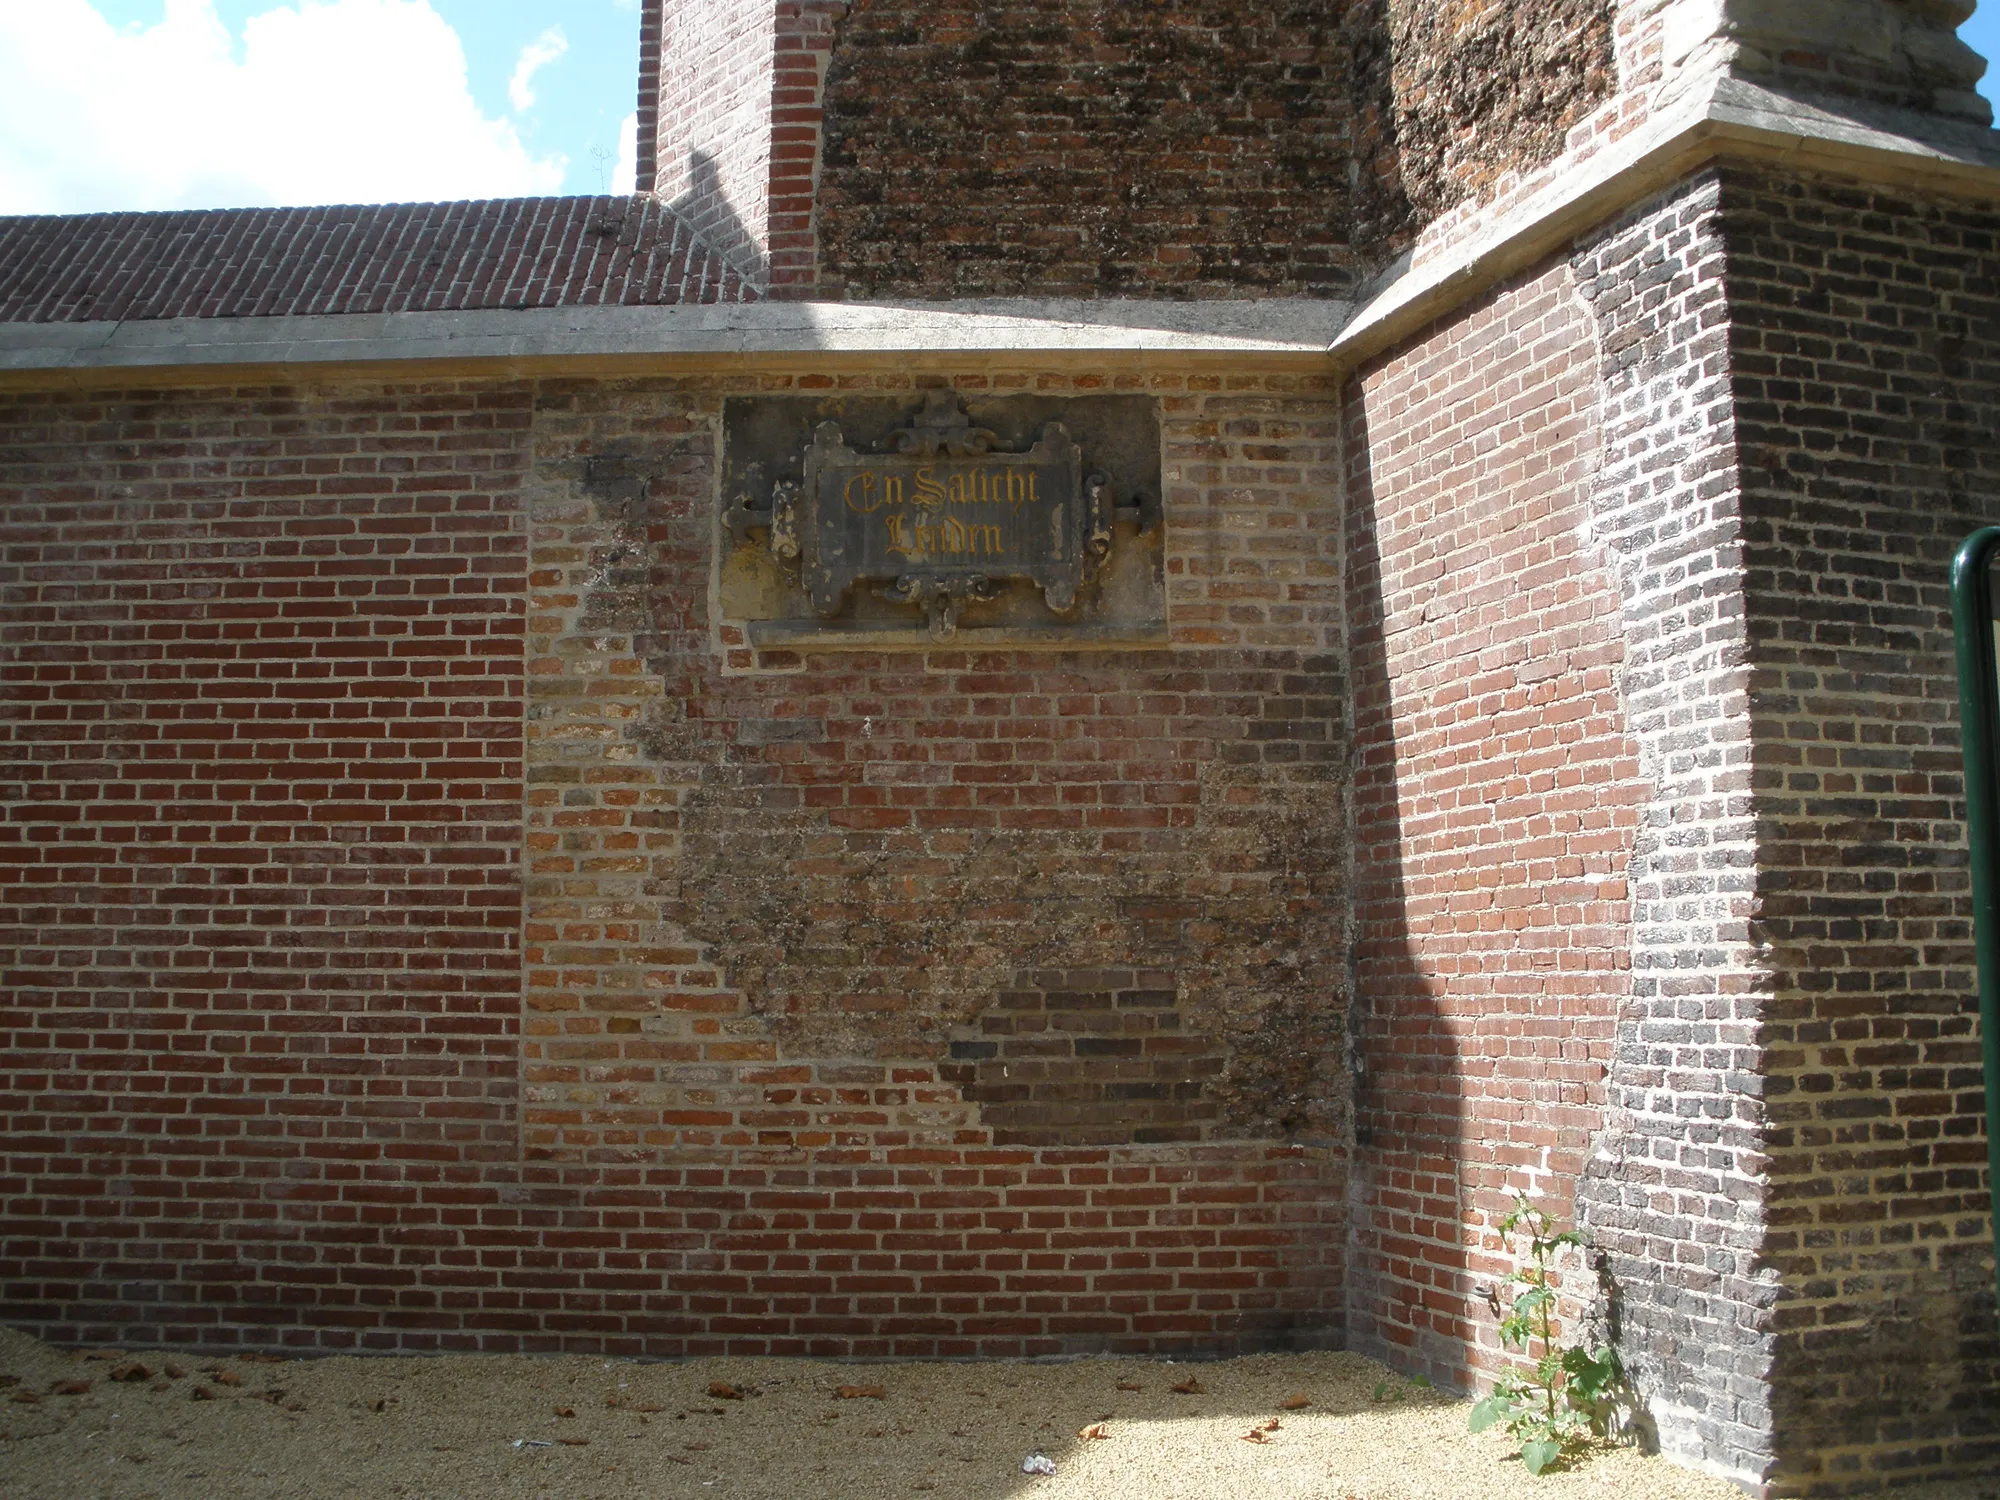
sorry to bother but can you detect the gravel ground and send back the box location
[3,1326,1994,1500]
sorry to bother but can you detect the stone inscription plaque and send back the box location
[798,396,1105,634]
[721,392,1164,647]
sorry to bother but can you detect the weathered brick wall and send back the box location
[1387,0,1617,220]
[1343,258,1646,1389]
[1723,165,2000,1493]
[518,369,1351,1354]
[0,382,529,1345]
[638,0,1628,298]
[0,366,1354,1357]
[814,0,1411,299]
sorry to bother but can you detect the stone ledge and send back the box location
[0,298,1353,386]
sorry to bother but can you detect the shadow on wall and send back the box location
[1335,260,1643,1399]
[668,149,765,287]
[1340,423,1471,1389]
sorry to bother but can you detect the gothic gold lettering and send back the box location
[845,471,880,514]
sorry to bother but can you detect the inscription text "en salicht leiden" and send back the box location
[841,464,1053,563]
[841,465,1043,515]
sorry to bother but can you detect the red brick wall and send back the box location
[636,0,665,196]
[641,0,842,290]
[0,383,528,1346]
[0,368,1352,1357]
[767,2,844,294]
[1344,261,1645,1387]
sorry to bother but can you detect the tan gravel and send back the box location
[2,1325,1992,1500]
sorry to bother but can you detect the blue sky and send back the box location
[0,3,1996,217]
[1967,5,2000,103]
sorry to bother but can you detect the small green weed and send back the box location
[1467,1194,1622,1475]
[1369,1373,1433,1404]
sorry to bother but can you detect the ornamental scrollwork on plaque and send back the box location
[728,392,1146,640]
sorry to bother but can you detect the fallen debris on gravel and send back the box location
[2,1326,1992,1500]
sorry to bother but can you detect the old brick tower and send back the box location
[3,1,1998,1492]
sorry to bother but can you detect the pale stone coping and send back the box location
[0,298,1354,383]
[1329,74,2000,370]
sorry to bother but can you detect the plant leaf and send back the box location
[1521,1438,1561,1475]
[1468,1395,1513,1434]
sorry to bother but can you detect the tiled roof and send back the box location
[0,195,755,323]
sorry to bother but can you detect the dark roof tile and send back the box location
[0,195,755,322]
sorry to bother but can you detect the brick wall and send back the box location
[1344,258,1645,1389]
[814,0,1410,299]
[516,369,1351,1354]
[638,0,841,292]
[635,0,1636,299]
[650,0,780,281]
[1387,0,1617,220]
[767,2,845,294]
[635,0,664,197]
[0,382,528,1345]
[1341,161,2000,1495]
[1567,171,1784,1490]
[1723,165,2000,1492]
[0,367,1355,1358]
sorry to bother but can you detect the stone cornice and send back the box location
[0,298,1353,387]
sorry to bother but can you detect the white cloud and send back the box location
[613,111,638,196]
[0,0,568,215]
[508,25,568,114]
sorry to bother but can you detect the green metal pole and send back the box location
[1949,527,2000,1322]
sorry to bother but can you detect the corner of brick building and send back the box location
[1332,4,2000,1488]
